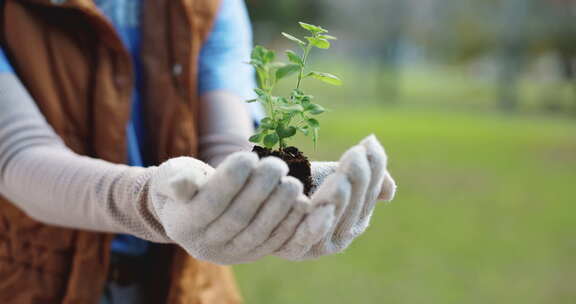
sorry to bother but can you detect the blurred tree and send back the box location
[495,0,534,112]
[530,0,576,112]
[377,0,408,102]
[319,0,409,103]
[246,0,321,44]
[424,0,499,63]
[547,0,576,111]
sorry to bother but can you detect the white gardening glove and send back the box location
[275,135,396,260]
[150,152,335,265]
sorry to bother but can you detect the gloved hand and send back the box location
[275,135,396,260]
[150,153,335,265]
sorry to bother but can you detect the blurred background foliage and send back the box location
[235,0,576,303]
[247,0,575,113]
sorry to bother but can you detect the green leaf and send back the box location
[275,64,300,80]
[291,89,304,100]
[316,39,331,49]
[279,104,304,112]
[277,126,296,138]
[281,32,305,46]
[251,46,266,60]
[319,34,337,40]
[263,49,275,63]
[246,98,258,103]
[260,117,276,130]
[248,59,263,69]
[270,96,281,105]
[249,133,264,143]
[285,50,304,66]
[307,118,320,128]
[305,103,325,115]
[306,71,343,86]
[306,37,330,49]
[280,112,294,124]
[298,126,309,136]
[299,22,328,34]
[263,133,279,148]
[254,88,266,97]
[301,95,313,105]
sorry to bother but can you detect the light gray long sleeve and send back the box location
[0,73,170,242]
[198,90,255,167]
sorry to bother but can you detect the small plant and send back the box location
[247,22,342,195]
[247,22,342,151]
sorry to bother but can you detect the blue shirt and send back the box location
[0,0,260,255]
[0,49,12,73]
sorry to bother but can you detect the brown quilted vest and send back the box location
[0,0,242,303]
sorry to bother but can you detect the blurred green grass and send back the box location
[272,60,576,115]
[234,67,576,303]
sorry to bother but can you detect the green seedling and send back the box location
[247,22,342,151]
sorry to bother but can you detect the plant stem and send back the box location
[267,100,273,119]
[296,44,312,90]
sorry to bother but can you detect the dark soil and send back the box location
[252,146,312,196]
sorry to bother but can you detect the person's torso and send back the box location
[0,0,241,303]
